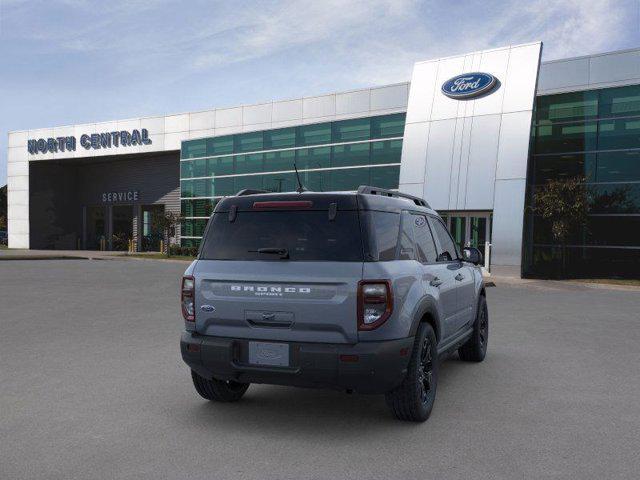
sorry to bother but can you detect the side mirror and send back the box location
[462,247,483,266]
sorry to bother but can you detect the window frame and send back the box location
[409,212,439,265]
[428,215,461,263]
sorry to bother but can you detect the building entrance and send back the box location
[85,206,106,250]
[440,212,492,268]
[111,205,134,251]
[140,205,165,252]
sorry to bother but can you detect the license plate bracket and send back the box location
[248,341,290,367]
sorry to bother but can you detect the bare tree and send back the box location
[533,176,589,277]
[151,210,183,256]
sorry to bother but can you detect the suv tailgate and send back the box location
[194,260,362,344]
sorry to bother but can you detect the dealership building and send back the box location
[6,42,640,277]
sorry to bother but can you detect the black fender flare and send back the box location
[409,295,442,343]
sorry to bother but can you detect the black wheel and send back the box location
[385,323,438,422]
[458,295,488,362]
[191,370,249,402]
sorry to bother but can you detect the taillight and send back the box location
[181,276,195,322]
[357,280,393,330]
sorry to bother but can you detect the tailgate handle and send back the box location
[247,318,293,329]
[245,311,294,329]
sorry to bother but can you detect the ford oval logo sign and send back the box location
[441,72,497,99]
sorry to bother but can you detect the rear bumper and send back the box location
[180,332,414,394]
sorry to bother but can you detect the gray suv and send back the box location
[180,186,488,422]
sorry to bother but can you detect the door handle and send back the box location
[430,277,443,287]
[455,273,465,281]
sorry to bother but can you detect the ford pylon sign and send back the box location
[441,72,497,99]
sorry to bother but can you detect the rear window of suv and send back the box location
[200,210,364,261]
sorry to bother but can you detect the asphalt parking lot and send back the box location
[1,259,639,479]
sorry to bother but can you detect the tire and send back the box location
[385,323,438,422]
[458,295,488,362]
[191,370,249,402]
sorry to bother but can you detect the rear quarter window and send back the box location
[362,211,401,261]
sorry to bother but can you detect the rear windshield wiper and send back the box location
[249,247,290,259]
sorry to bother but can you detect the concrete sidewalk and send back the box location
[0,249,124,260]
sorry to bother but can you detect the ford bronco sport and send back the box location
[180,186,488,422]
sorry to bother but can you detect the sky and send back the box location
[1,0,640,186]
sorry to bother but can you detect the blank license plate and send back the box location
[248,342,290,367]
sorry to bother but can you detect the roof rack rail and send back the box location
[357,185,430,208]
[235,189,271,196]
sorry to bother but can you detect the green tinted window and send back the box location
[599,84,640,118]
[181,219,209,237]
[534,122,598,154]
[180,180,193,198]
[536,91,598,124]
[531,154,597,184]
[264,128,296,149]
[590,183,640,214]
[262,172,297,192]
[234,175,264,192]
[332,118,370,142]
[301,170,327,191]
[192,179,209,197]
[296,147,331,170]
[525,86,640,279]
[371,139,402,164]
[297,124,331,146]
[181,159,207,178]
[371,113,406,138]
[332,143,370,167]
[264,149,296,172]
[595,151,640,182]
[598,119,640,150]
[234,132,263,153]
[181,178,208,198]
[180,161,192,179]
[182,139,206,159]
[206,136,233,156]
[210,177,235,197]
[324,168,369,191]
[182,199,216,218]
[371,165,400,189]
[208,156,234,176]
[235,153,264,175]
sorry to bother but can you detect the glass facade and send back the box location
[523,85,640,278]
[180,113,405,247]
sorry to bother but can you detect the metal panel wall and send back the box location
[537,47,640,95]
[399,43,543,267]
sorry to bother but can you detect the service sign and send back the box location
[441,72,497,99]
[102,191,139,203]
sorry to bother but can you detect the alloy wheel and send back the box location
[418,338,433,403]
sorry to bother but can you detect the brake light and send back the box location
[181,276,195,322]
[357,280,393,330]
[252,201,313,209]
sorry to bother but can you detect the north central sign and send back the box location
[441,72,497,99]
[27,128,152,155]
